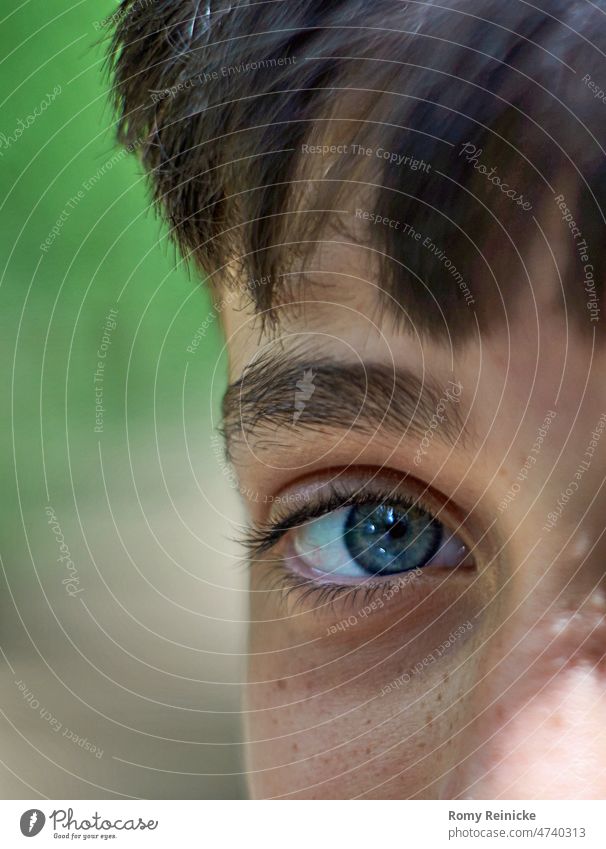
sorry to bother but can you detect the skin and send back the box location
[219,236,606,800]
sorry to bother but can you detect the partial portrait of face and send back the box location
[109,0,606,799]
[222,234,606,800]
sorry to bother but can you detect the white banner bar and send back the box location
[1,800,605,848]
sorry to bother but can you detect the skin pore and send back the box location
[219,237,606,800]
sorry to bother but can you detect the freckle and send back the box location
[437,692,442,702]
[365,747,371,755]
[426,713,433,725]
[276,679,287,690]
[366,718,372,725]
[292,742,299,752]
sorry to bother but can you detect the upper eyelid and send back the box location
[254,484,420,537]
[267,470,458,529]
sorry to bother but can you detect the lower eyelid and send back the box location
[252,542,477,623]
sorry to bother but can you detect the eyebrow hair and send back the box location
[221,349,468,457]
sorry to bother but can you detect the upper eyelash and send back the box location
[238,482,433,562]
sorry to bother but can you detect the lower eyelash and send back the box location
[252,557,408,614]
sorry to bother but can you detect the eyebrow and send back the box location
[221,349,468,458]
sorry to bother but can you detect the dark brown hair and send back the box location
[109,0,606,338]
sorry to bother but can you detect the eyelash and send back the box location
[238,480,463,611]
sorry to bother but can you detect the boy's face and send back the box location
[221,243,606,799]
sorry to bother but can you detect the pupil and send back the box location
[344,503,442,575]
[387,517,408,540]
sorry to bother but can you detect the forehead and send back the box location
[220,239,603,456]
[222,235,561,369]
[218,165,601,362]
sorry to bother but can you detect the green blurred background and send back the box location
[0,0,246,798]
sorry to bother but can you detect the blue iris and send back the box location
[343,503,442,575]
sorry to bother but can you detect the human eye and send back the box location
[291,501,469,581]
[241,468,476,611]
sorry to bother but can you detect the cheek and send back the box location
[243,580,490,799]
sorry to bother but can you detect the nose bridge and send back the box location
[512,522,606,670]
[548,588,606,669]
[539,527,606,669]
[465,588,606,799]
